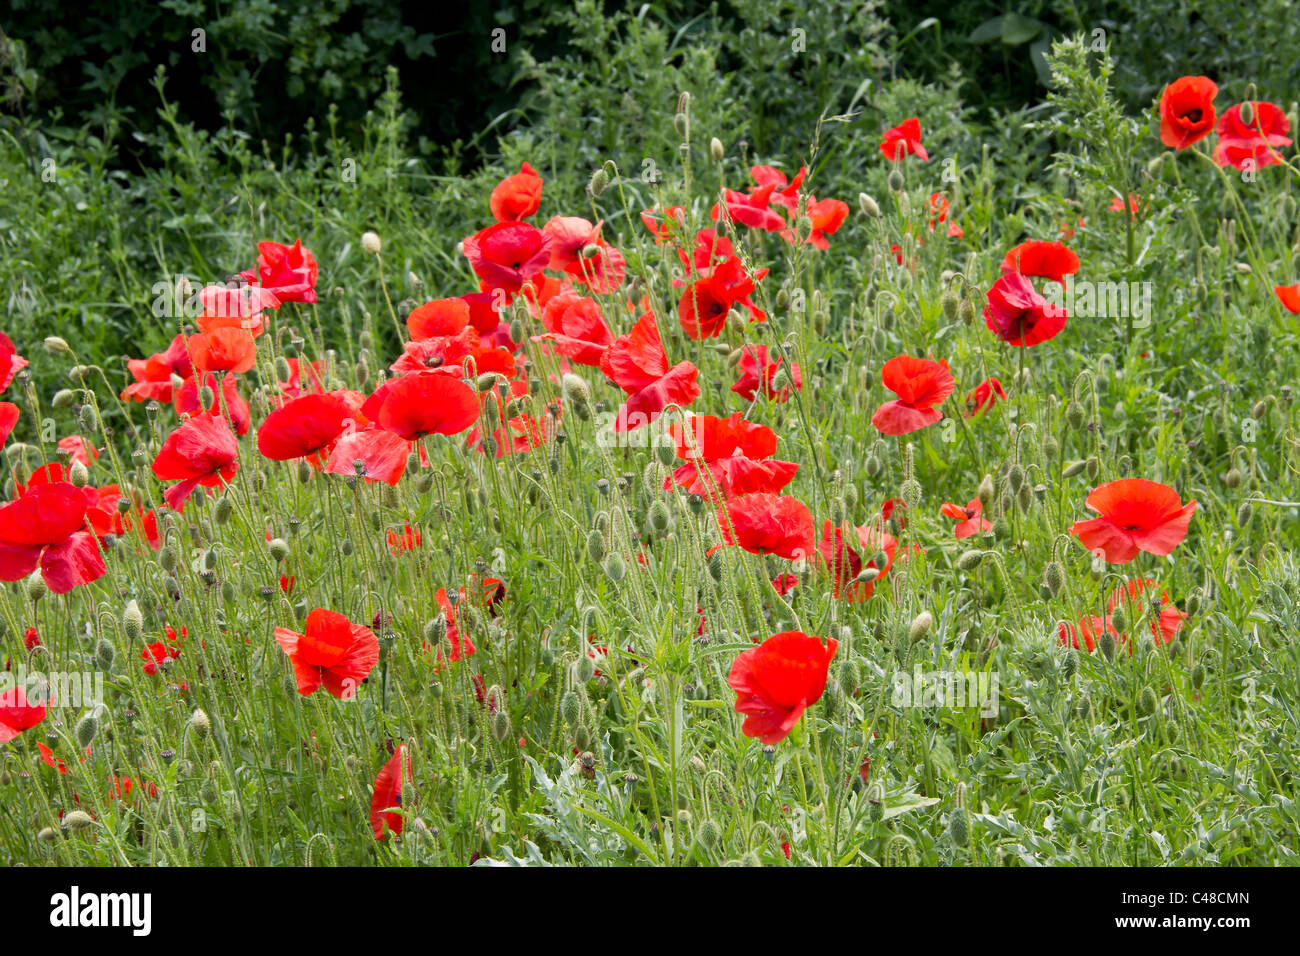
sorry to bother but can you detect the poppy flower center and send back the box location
[1184,108,1202,124]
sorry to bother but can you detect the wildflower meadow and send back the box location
[0,2,1298,900]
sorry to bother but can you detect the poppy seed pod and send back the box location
[75,713,99,748]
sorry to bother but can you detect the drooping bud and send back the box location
[75,713,99,748]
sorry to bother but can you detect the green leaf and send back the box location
[1001,12,1042,45]
[967,16,1005,43]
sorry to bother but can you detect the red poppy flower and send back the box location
[1109,193,1144,219]
[640,205,686,244]
[57,436,99,467]
[189,328,257,375]
[1057,615,1111,653]
[1276,285,1300,313]
[678,276,734,340]
[665,413,796,498]
[1213,101,1293,170]
[880,118,928,161]
[323,427,411,485]
[280,575,295,595]
[468,382,553,458]
[0,403,18,447]
[964,378,1007,418]
[257,392,357,466]
[532,292,613,366]
[24,626,41,649]
[174,371,252,435]
[387,525,421,553]
[871,355,954,435]
[0,685,47,742]
[599,308,700,432]
[152,411,240,512]
[984,272,1068,347]
[0,481,105,593]
[1000,240,1080,286]
[490,161,543,221]
[195,283,280,336]
[880,498,908,530]
[1069,478,1197,563]
[1107,578,1185,646]
[803,197,849,249]
[407,298,471,340]
[241,239,318,304]
[1159,76,1218,150]
[463,221,551,294]
[122,334,193,403]
[728,631,838,744]
[370,745,411,840]
[732,345,802,403]
[107,776,159,806]
[274,608,379,699]
[940,498,992,539]
[366,372,480,441]
[542,216,601,270]
[141,630,181,675]
[0,331,29,394]
[564,240,626,294]
[716,493,815,562]
[750,165,806,212]
[817,520,897,601]
[710,185,786,232]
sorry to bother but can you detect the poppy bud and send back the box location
[574,725,593,754]
[940,288,959,320]
[948,807,970,848]
[75,713,98,748]
[26,571,47,602]
[1084,457,1099,480]
[62,810,95,832]
[1043,561,1065,597]
[648,500,671,533]
[79,405,99,431]
[1236,501,1252,526]
[44,336,72,355]
[589,167,610,197]
[1062,648,1079,679]
[1043,436,1059,460]
[1138,686,1159,716]
[709,137,725,162]
[123,600,143,640]
[361,231,382,255]
[491,710,511,743]
[673,112,688,138]
[838,659,861,695]
[955,297,975,325]
[52,388,77,408]
[189,708,212,740]
[707,550,724,582]
[1184,589,1202,618]
[859,193,881,218]
[94,637,115,671]
[562,373,591,420]
[829,496,846,524]
[268,538,289,562]
[865,454,882,478]
[1065,401,1085,429]
[908,610,933,643]
[957,549,983,572]
[654,434,676,467]
[560,690,582,727]
[603,552,626,582]
[696,818,722,850]
[887,169,904,192]
[900,478,921,509]
[1016,483,1033,512]
[1223,468,1242,488]
[1008,464,1026,494]
[991,516,1011,540]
